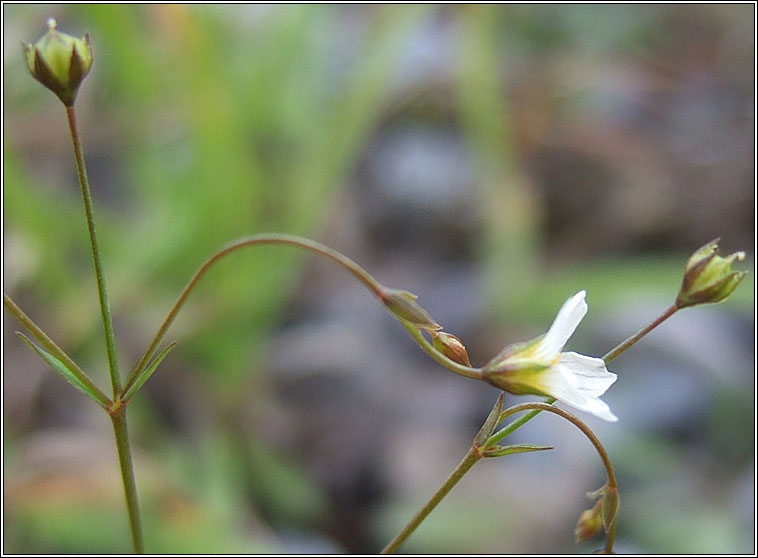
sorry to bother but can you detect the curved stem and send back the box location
[499,404,619,553]
[497,402,617,488]
[66,105,121,396]
[3,293,111,408]
[380,447,480,554]
[401,323,483,380]
[484,397,556,448]
[125,234,384,394]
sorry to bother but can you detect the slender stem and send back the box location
[65,105,121,396]
[3,292,111,407]
[604,516,618,554]
[601,303,678,363]
[380,447,481,554]
[66,106,140,552]
[109,405,144,553]
[498,402,618,554]
[484,397,556,448]
[401,323,483,380]
[497,402,617,487]
[125,234,385,394]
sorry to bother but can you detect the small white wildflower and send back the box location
[483,291,618,422]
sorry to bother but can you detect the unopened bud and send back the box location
[575,499,603,543]
[23,18,93,106]
[433,332,471,367]
[676,238,747,309]
[379,288,441,331]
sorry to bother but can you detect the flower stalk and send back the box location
[125,234,454,391]
[66,105,122,396]
[380,446,481,554]
[66,103,145,553]
[109,405,144,554]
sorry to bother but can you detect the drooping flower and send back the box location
[482,291,618,422]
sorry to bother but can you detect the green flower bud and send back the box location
[379,288,441,331]
[676,238,747,309]
[23,18,93,106]
[432,332,471,367]
[574,499,604,543]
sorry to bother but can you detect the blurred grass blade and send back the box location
[481,443,554,458]
[122,341,177,403]
[15,332,108,409]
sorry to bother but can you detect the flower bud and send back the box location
[23,18,93,106]
[574,499,604,543]
[432,332,471,367]
[676,238,747,309]
[379,288,441,331]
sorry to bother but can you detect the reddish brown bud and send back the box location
[432,332,471,367]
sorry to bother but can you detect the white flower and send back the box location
[483,291,618,422]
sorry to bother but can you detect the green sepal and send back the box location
[379,288,441,331]
[601,485,620,533]
[16,331,107,408]
[480,443,554,458]
[122,341,177,403]
[474,393,505,448]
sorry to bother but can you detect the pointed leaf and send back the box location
[475,393,505,448]
[122,341,177,402]
[481,443,554,458]
[16,332,107,408]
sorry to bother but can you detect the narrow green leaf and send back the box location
[475,392,505,448]
[122,341,177,402]
[15,332,107,408]
[480,443,554,459]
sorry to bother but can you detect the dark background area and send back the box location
[3,4,754,553]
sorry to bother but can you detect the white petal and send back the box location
[535,357,618,422]
[533,291,588,360]
[558,352,617,396]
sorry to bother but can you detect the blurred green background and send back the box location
[3,4,754,554]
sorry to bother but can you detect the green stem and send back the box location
[484,397,556,448]
[109,405,144,553]
[66,105,141,552]
[65,105,121,396]
[380,447,481,554]
[125,234,385,394]
[601,303,678,364]
[3,293,111,408]
[497,403,617,487]
[604,516,618,554]
[401,323,483,380]
[498,402,619,554]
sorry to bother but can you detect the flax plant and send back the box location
[5,19,746,555]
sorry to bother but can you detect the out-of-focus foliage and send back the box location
[3,4,754,554]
